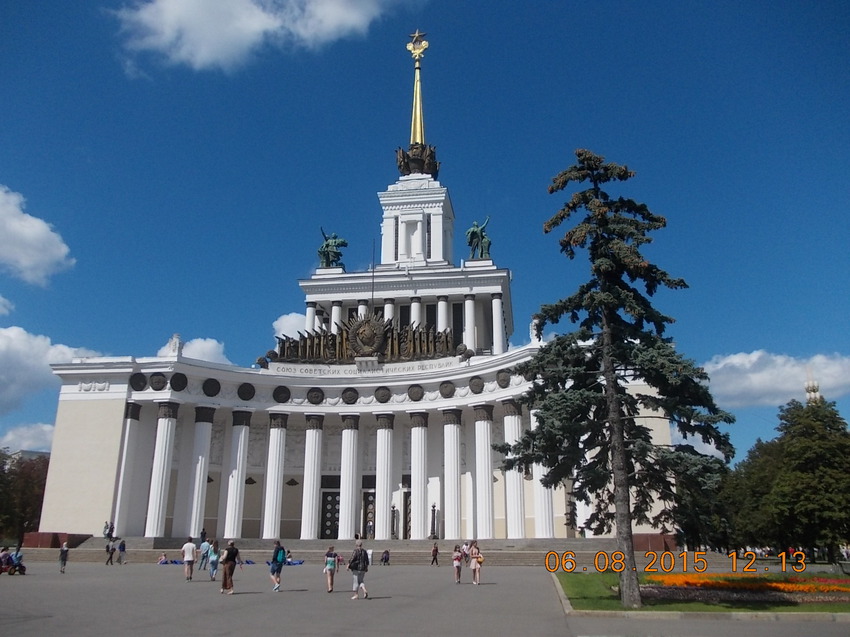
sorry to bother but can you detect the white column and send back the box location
[338,414,360,540]
[358,299,368,318]
[383,298,395,326]
[416,218,425,259]
[330,301,342,335]
[491,293,506,355]
[441,409,462,540]
[463,294,476,350]
[437,295,449,332]
[187,406,214,538]
[410,412,429,539]
[502,400,525,539]
[300,414,324,539]
[473,404,494,539]
[531,409,554,538]
[305,301,317,331]
[410,296,422,327]
[374,414,394,540]
[144,401,179,537]
[113,402,141,537]
[262,413,288,539]
[223,411,251,539]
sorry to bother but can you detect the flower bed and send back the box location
[642,573,850,604]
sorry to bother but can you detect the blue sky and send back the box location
[1,1,848,462]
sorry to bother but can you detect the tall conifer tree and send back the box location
[503,149,734,608]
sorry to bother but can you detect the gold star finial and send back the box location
[407,29,429,60]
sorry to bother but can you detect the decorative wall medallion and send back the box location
[374,386,391,403]
[149,373,167,391]
[237,383,256,401]
[307,387,325,405]
[469,376,485,394]
[496,369,512,389]
[407,384,424,401]
[129,373,147,391]
[170,373,188,392]
[203,378,221,397]
[273,385,291,403]
[439,381,455,398]
[341,387,359,405]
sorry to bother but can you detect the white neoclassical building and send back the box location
[39,33,670,543]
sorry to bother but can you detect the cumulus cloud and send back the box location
[115,0,398,72]
[157,336,233,364]
[273,312,306,338]
[703,350,850,408]
[0,423,54,452]
[0,294,13,316]
[0,326,100,417]
[0,186,75,286]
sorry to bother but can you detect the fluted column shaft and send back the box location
[374,414,394,541]
[186,406,215,537]
[300,414,324,539]
[223,411,251,539]
[338,414,360,540]
[383,298,395,326]
[502,400,525,538]
[262,413,288,539]
[436,295,449,332]
[145,401,179,537]
[442,409,462,539]
[491,293,506,355]
[330,301,342,335]
[114,402,142,537]
[463,294,476,350]
[473,404,494,539]
[410,296,422,327]
[358,300,368,318]
[530,409,554,538]
[410,412,429,539]
[305,301,317,332]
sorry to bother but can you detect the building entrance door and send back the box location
[321,491,340,540]
[361,490,375,539]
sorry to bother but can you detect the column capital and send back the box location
[383,297,395,303]
[501,399,522,417]
[411,296,421,302]
[376,413,395,430]
[305,414,324,430]
[473,404,494,422]
[341,414,360,430]
[232,410,252,427]
[195,405,216,423]
[125,401,141,421]
[306,301,317,308]
[437,295,448,302]
[332,300,342,307]
[464,293,475,301]
[157,401,180,420]
[491,292,503,300]
[441,408,462,426]
[269,412,289,429]
[409,412,429,428]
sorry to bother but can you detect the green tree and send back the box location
[1,453,50,545]
[501,149,734,608]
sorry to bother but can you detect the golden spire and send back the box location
[406,29,428,146]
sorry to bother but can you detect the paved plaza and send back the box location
[3,560,849,636]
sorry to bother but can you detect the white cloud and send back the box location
[0,326,100,417]
[273,312,306,338]
[0,186,75,286]
[669,427,724,459]
[115,0,398,72]
[703,350,850,408]
[0,423,54,453]
[157,337,233,364]
[0,294,13,315]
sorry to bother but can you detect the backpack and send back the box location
[275,546,286,563]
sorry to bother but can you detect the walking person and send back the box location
[269,540,285,592]
[208,540,220,581]
[430,542,439,566]
[59,542,69,574]
[461,540,470,565]
[117,538,127,565]
[181,537,197,581]
[324,545,338,592]
[220,540,241,594]
[348,539,369,600]
[198,537,210,571]
[469,540,482,585]
[452,545,462,583]
[105,539,115,565]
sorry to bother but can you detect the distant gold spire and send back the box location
[406,29,428,145]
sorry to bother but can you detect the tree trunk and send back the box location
[602,311,642,609]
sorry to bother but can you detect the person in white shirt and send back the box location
[181,537,198,581]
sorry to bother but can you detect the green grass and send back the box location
[556,572,850,613]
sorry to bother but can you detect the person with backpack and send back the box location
[347,539,369,600]
[269,540,285,592]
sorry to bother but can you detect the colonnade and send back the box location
[115,399,557,540]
